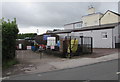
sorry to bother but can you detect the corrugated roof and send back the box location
[52,29,72,34]
[51,22,119,34]
[73,22,119,32]
[64,21,83,26]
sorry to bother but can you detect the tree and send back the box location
[17,33,37,39]
[2,18,19,63]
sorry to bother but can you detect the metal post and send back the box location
[69,36,72,58]
[80,36,83,53]
[91,37,93,54]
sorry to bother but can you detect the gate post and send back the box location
[80,36,83,53]
[91,37,93,53]
[69,36,72,58]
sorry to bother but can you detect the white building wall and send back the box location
[58,25,120,48]
[74,29,113,48]
[92,29,113,48]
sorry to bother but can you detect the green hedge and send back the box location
[2,18,19,65]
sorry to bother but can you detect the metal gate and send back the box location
[63,36,93,58]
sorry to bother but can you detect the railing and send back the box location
[63,36,93,58]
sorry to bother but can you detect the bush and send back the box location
[2,18,19,66]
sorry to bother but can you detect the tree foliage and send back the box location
[17,33,37,39]
[2,18,19,62]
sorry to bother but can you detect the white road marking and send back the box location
[116,72,120,75]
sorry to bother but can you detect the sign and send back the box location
[51,46,55,49]
[19,44,22,49]
[43,35,51,40]
[27,46,31,49]
[47,37,56,46]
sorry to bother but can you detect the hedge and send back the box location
[2,18,19,64]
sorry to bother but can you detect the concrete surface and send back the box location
[2,49,119,79]
[49,53,118,70]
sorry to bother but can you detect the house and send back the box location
[81,7,103,27]
[64,21,83,30]
[52,7,120,48]
[100,10,120,25]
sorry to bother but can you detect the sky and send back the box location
[1,0,119,35]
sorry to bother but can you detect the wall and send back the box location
[58,25,119,48]
[101,11,120,25]
[74,28,113,48]
[113,24,120,48]
[82,13,103,27]
[64,24,74,30]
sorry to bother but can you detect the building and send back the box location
[100,10,120,25]
[81,7,103,27]
[52,7,120,48]
[64,21,83,30]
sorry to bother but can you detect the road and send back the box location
[4,59,119,80]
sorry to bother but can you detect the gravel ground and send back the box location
[2,49,118,77]
[2,50,64,77]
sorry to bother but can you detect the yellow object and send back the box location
[67,39,78,53]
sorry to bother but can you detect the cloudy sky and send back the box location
[2,1,119,34]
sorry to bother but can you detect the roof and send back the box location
[100,10,120,20]
[51,22,119,34]
[73,22,119,32]
[52,29,72,34]
[82,12,103,17]
[64,21,83,26]
[108,10,120,16]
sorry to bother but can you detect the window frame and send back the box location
[101,32,108,39]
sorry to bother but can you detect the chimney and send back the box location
[87,6,95,14]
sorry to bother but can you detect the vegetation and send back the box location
[2,18,19,68]
[17,33,37,39]
[2,59,19,69]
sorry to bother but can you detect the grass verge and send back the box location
[2,59,19,69]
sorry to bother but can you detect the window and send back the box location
[101,32,107,39]
[75,23,82,28]
[84,22,87,26]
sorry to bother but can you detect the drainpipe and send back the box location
[99,18,101,26]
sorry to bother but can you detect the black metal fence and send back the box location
[63,36,93,58]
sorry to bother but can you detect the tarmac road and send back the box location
[4,59,119,80]
[3,59,119,80]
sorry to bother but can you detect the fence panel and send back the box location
[64,36,93,58]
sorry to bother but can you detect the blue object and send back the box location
[31,46,38,51]
[31,46,35,51]
[57,40,60,47]
[43,35,51,40]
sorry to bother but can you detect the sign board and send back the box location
[51,46,55,49]
[43,35,51,40]
[47,37,56,46]
[19,44,22,49]
[27,46,31,49]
